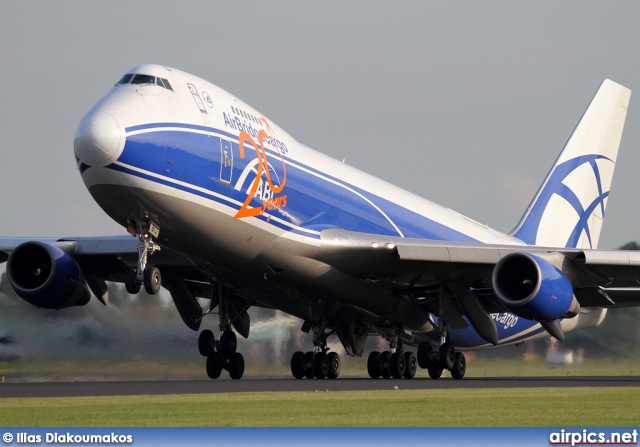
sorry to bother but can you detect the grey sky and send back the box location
[1,1,639,249]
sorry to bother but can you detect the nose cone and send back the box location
[74,111,123,166]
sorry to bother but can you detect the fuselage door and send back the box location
[220,138,233,183]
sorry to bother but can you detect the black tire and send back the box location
[403,352,417,379]
[198,330,215,357]
[428,367,443,379]
[390,352,406,379]
[291,351,305,379]
[220,330,237,359]
[327,352,341,379]
[450,352,466,380]
[206,355,222,379]
[379,351,391,379]
[440,342,455,370]
[144,266,162,295]
[417,342,432,369]
[228,352,245,379]
[303,351,315,379]
[125,269,141,295]
[367,351,381,379]
[313,352,329,379]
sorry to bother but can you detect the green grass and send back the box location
[1,387,639,426]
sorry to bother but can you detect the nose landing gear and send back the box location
[125,218,162,295]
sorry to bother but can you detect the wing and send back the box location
[0,235,208,282]
[317,229,640,342]
[0,236,212,330]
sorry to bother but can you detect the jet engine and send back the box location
[492,252,580,321]
[6,241,90,309]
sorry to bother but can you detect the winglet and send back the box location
[512,80,631,249]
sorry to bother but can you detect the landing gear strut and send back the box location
[198,283,245,380]
[125,218,162,295]
[291,323,340,379]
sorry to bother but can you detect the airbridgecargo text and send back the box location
[222,112,288,153]
[491,313,518,330]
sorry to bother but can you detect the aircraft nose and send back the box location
[74,111,123,166]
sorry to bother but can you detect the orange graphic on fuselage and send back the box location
[260,117,275,135]
[234,130,287,219]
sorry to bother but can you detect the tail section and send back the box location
[512,79,631,249]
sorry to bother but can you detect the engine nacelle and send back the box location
[492,252,580,321]
[6,241,91,309]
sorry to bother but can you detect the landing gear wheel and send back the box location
[327,352,341,379]
[291,351,305,379]
[379,351,392,379]
[390,352,406,379]
[144,266,162,295]
[313,352,329,379]
[428,367,443,379]
[198,330,215,357]
[450,352,466,380]
[440,342,455,370]
[206,355,222,379]
[125,269,141,295]
[303,351,315,379]
[228,352,245,379]
[403,352,417,379]
[367,351,381,379]
[417,342,432,369]
[220,331,237,359]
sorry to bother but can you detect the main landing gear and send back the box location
[290,324,341,379]
[198,329,245,380]
[367,350,418,379]
[367,336,418,379]
[415,327,466,380]
[198,283,245,380]
[366,323,466,380]
[125,219,162,295]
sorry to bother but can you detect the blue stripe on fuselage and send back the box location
[113,122,480,242]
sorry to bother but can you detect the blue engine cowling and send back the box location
[491,252,580,321]
[6,241,91,309]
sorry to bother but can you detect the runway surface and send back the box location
[1,376,639,398]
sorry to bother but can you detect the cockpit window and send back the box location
[131,74,156,85]
[116,73,174,91]
[161,78,173,91]
[116,74,133,85]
